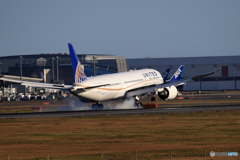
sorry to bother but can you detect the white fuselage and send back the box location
[72,69,163,102]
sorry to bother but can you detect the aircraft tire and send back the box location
[135,101,142,108]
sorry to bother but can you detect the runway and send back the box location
[1,91,240,119]
[1,103,240,119]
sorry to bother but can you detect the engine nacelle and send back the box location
[158,86,178,100]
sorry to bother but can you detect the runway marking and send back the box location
[165,108,183,110]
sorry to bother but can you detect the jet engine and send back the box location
[158,86,178,100]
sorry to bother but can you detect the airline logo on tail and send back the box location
[75,62,87,84]
[68,43,87,84]
[167,65,185,82]
[173,68,182,79]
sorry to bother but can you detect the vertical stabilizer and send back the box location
[68,43,87,84]
[168,65,185,82]
[162,68,171,83]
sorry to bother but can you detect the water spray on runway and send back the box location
[106,97,142,110]
[58,96,91,111]
[41,94,141,111]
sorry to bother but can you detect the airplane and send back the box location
[0,43,221,110]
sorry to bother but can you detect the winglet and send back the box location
[169,65,185,82]
[68,43,87,84]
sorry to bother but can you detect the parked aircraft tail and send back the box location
[162,68,171,83]
[68,43,87,84]
[168,65,184,82]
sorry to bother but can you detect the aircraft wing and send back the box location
[126,68,221,97]
[0,78,73,90]
[0,77,110,91]
[159,67,221,89]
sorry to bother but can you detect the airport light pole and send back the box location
[96,66,99,75]
[0,62,2,75]
[93,56,97,76]
[52,57,55,82]
[19,56,23,80]
[56,56,60,83]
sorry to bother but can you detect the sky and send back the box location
[0,0,240,58]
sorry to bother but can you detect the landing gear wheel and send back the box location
[135,101,143,108]
[137,102,143,108]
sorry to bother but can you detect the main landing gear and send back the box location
[92,103,104,110]
[151,97,156,102]
[134,96,143,108]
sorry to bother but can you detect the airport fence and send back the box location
[100,149,209,159]
[4,149,217,159]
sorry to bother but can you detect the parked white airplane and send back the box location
[0,43,220,109]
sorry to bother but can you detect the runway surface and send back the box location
[1,103,240,119]
[1,91,240,119]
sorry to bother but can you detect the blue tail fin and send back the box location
[68,43,87,84]
[162,68,171,83]
[168,65,184,82]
